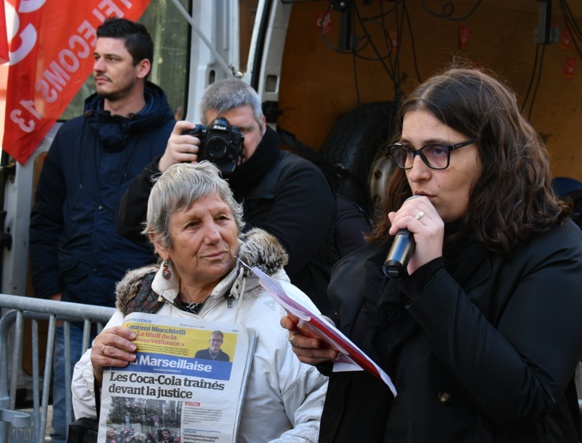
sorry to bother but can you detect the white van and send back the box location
[0,0,394,299]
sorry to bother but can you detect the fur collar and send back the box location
[115,228,288,313]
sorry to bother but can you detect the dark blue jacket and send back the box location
[30,82,175,306]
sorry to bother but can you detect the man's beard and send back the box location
[96,78,136,103]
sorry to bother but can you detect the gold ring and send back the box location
[415,211,424,220]
[289,333,296,344]
[99,345,106,356]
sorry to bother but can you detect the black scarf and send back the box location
[320,225,491,442]
[360,223,490,370]
[227,126,281,199]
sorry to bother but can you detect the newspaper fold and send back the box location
[248,264,397,397]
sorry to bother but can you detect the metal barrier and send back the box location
[0,294,115,443]
[1,293,581,441]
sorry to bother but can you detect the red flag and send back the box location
[0,0,151,165]
[0,1,8,63]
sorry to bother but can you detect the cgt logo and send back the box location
[3,0,136,66]
[3,0,46,67]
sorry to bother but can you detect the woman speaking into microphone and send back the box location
[281,64,582,442]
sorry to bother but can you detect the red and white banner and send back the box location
[0,0,151,165]
[0,2,8,63]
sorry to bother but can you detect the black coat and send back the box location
[321,220,582,442]
[194,348,230,362]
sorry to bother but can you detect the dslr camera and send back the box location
[184,117,244,174]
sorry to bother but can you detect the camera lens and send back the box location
[204,137,229,160]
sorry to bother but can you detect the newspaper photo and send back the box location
[99,312,257,443]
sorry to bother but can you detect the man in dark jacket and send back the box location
[194,331,230,362]
[29,17,175,443]
[115,78,338,314]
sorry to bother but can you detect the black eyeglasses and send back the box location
[388,139,475,170]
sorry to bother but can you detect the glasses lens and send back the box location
[389,145,409,169]
[422,145,450,169]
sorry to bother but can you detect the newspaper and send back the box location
[247,264,397,397]
[99,312,256,443]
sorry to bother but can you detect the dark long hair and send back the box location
[368,65,570,255]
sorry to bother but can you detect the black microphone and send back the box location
[383,196,421,278]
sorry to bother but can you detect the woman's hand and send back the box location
[388,196,444,275]
[91,326,137,387]
[280,314,339,365]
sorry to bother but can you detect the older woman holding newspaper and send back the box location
[72,162,327,442]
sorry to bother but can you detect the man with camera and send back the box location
[116,78,337,314]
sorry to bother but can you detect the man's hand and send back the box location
[159,120,201,172]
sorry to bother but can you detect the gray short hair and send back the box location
[144,162,244,249]
[199,79,263,130]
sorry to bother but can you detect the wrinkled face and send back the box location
[205,104,265,162]
[401,110,482,222]
[152,191,239,290]
[93,37,148,102]
[209,333,223,352]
